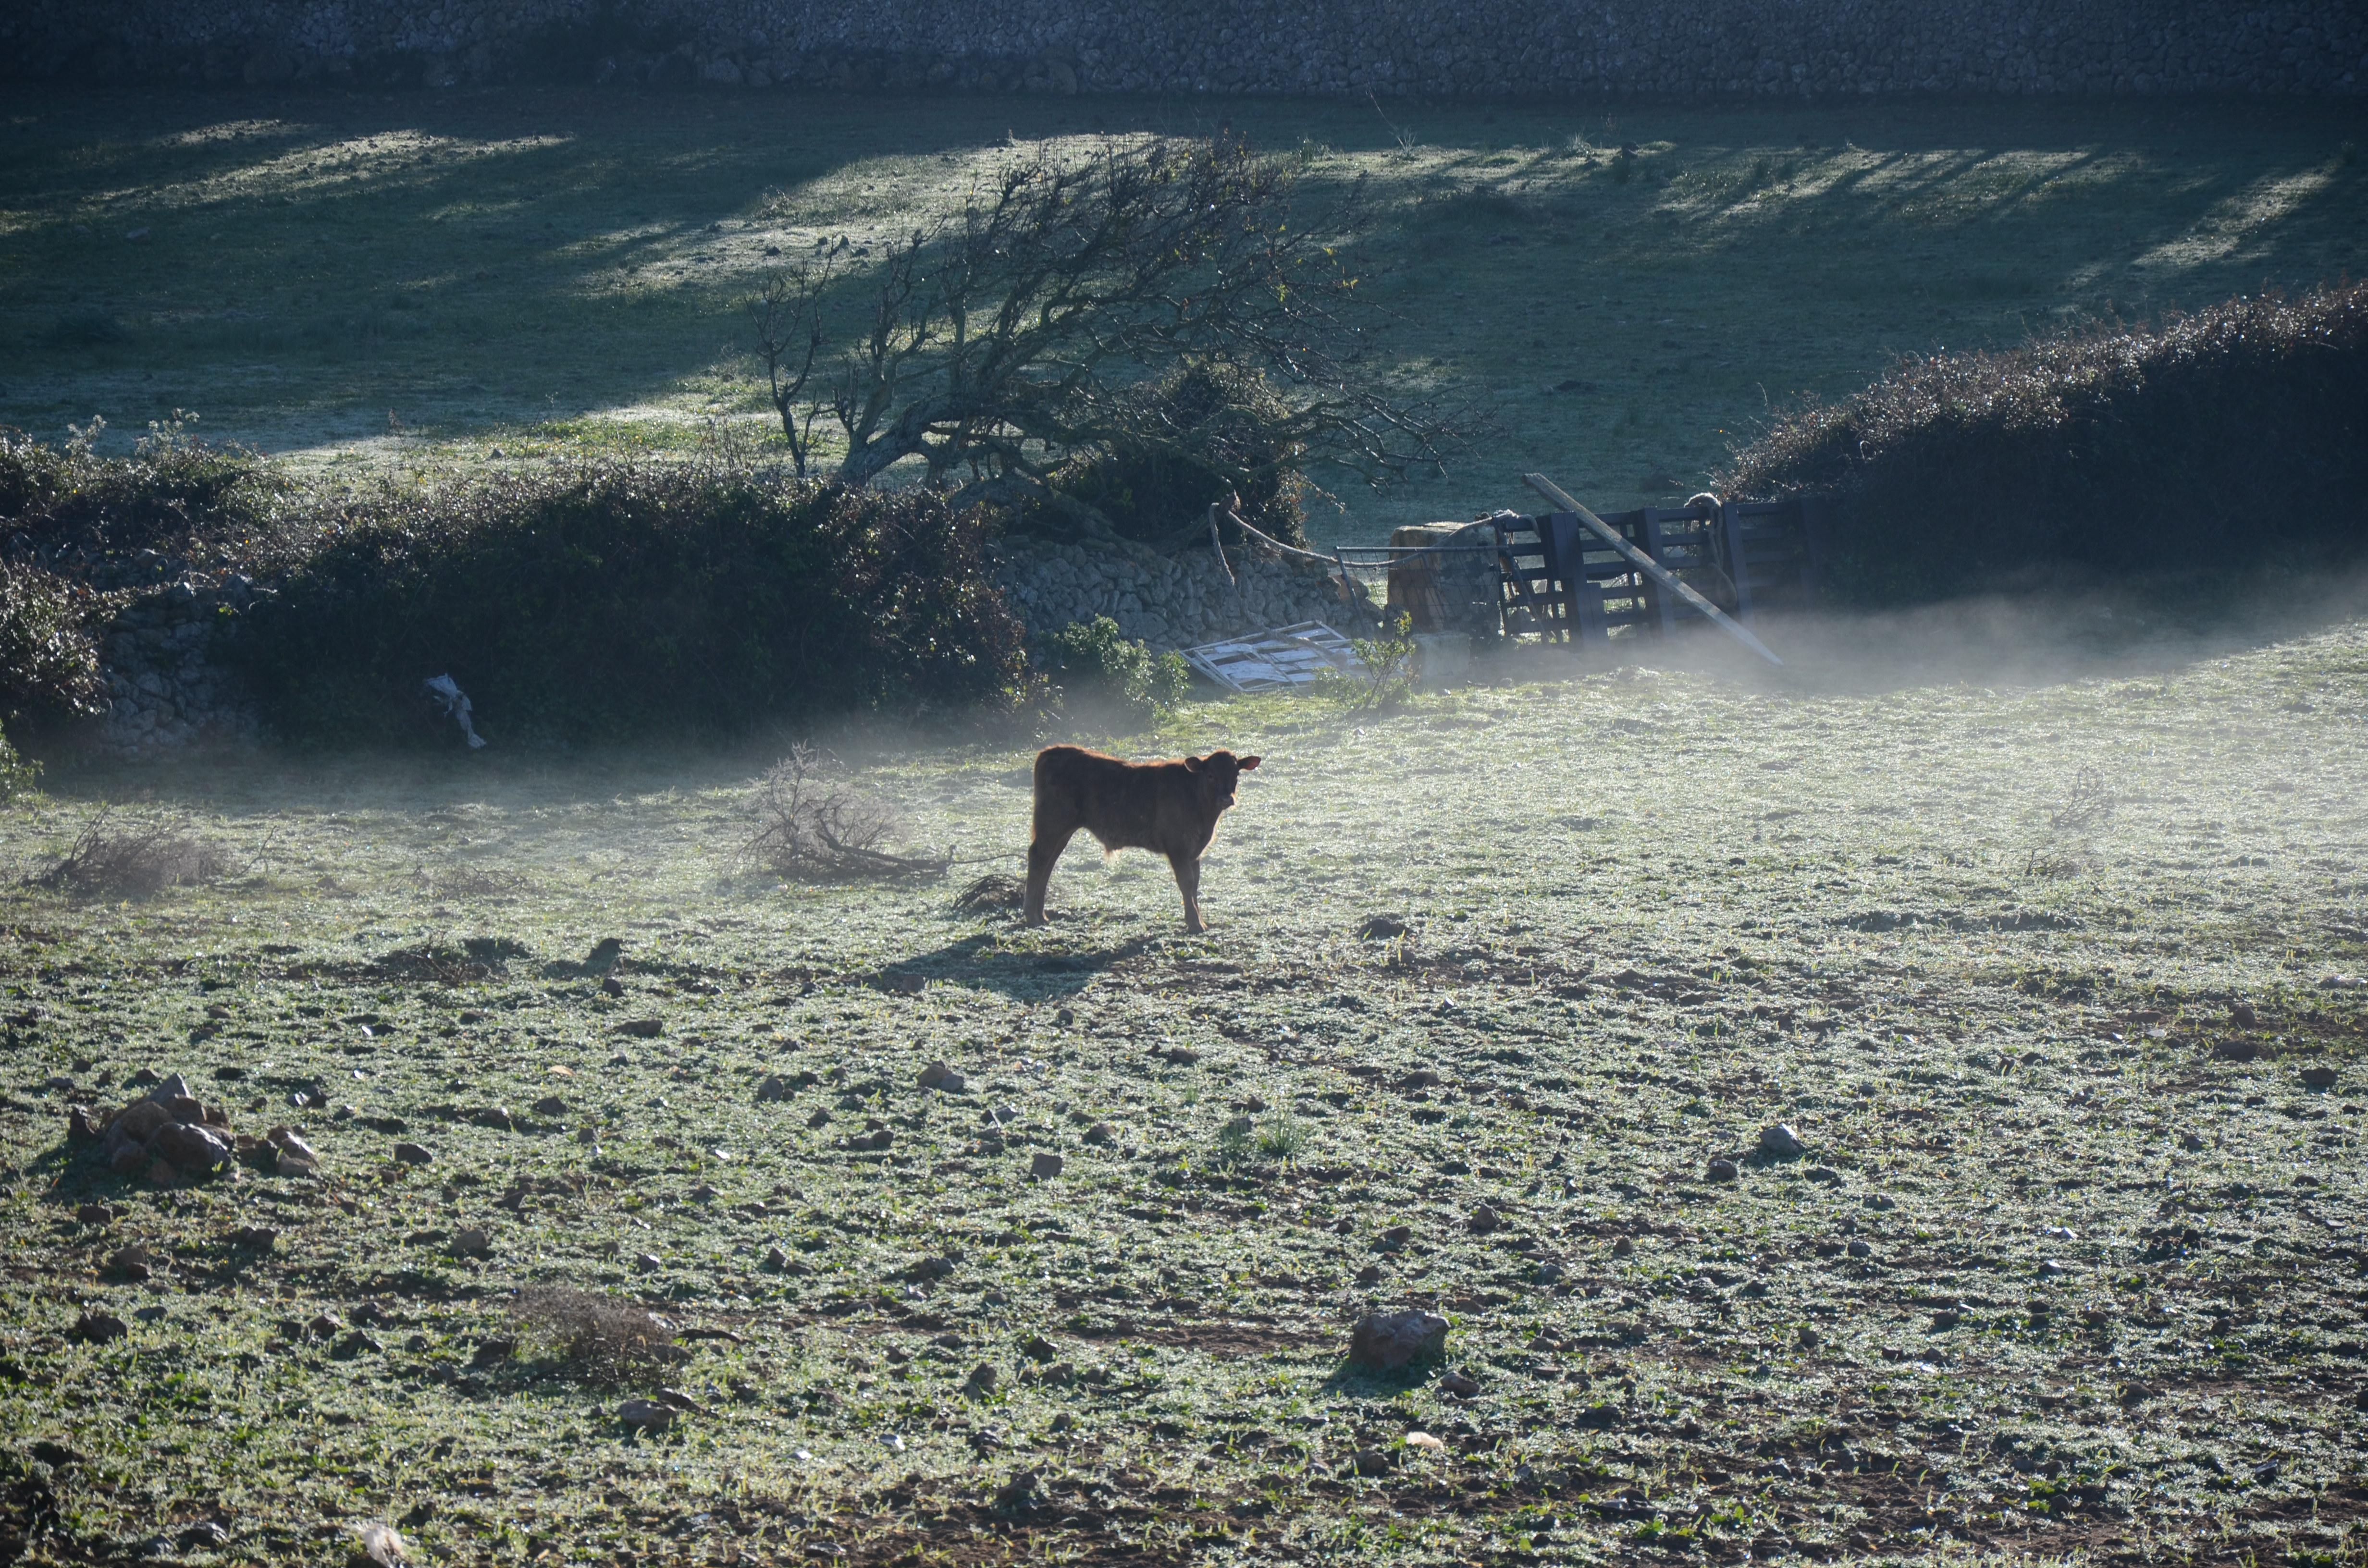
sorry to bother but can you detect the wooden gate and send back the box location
[1493,496,1823,647]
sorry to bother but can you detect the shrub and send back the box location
[743,745,947,881]
[0,561,109,727]
[30,810,231,897]
[1050,362,1312,549]
[1043,616,1192,724]
[216,460,1029,748]
[0,415,290,566]
[1721,283,2368,605]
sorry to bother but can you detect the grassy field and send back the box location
[0,604,2363,1566]
[1,88,2363,539]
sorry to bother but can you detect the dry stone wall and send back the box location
[994,542,1372,653]
[9,0,2361,97]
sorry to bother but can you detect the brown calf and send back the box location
[1025,746,1263,933]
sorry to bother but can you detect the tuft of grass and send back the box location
[511,1286,681,1383]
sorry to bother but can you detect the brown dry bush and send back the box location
[510,1286,681,1382]
[744,746,946,881]
[30,810,232,896]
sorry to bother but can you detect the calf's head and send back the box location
[1183,750,1261,809]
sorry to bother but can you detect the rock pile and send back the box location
[69,1072,318,1184]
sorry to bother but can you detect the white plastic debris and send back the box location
[1180,622,1361,693]
[423,674,487,748]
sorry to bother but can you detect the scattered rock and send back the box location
[877,971,927,996]
[332,1330,382,1359]
[1759,1124,1806,1157]
[357,1521,406,1566]
[70,1310,129,1343]
[1437,1369,1480,1397]
[2300,1065,2340,1090]
[1706,1157,1740,1183]
[392,1142,433,1165]
[2038,1259,2069,1278]
[1611,1237,1636,1257]
[1378,1224,1412,1249]
[1405,1430,1445,1452]
[1846,1239,1874,1261]
[2230,1002,2258,1028]
[763,1246,789,1270]
[1535,1260,1566,1285]
[267,1126,320,1175]
[1030,1152,1065,1179]
[75,1202,113,1225]
[918,1061,968,1092]
[1467,1204,1501,1235]
[2181,1131,2206,1152]
[755,1075,796,1103]
[2214,1040,2258,1063]
[1351,1447,1392,1477]
[176,1522,230,1552]
[1082,1121,1116,1146]
[1019,1334,1057,1362]
[1804,1165,1843,1185]
[1358,914,1411,940]
[452,1227,492,1259]
[106,1242,153,1275]
[1347,1308,1448,1370]
[992,1469,1039,1508]
[1797,1325,1823,1349]
[617,1398,675,1432]
[229,1225,278,1250]
[966,1362,999,1392]
[615,1018,665,1039]
[530,1095,567,1117]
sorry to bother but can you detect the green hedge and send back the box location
[215,462,1028,749]
[1721,283,2368,605]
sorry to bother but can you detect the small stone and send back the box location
[635,1252,662,1273]
[331,1330,381,1360]
[1405,1430,1446,1452]
[531,1095,567,1117]
[1379,1224,1412,1249]
[617,1398,675,1431]
[151,1120,231,1172]
[2214,1040,2258,1062]
[1019,1334,1057,1362]
[71,1310,129,1343]
[1030,1152,1065,1179]
[2037,1259,2069,1278]
[763,1246,789,1270]
[452,1227,492,1259]
[755,1075,796,1103]
[2230,1002,2258,1028]
[2300,1065,2339,1090]
[1797,1325,1823,1350]
[76,1203,113,1225]
[176,1522,231,1551]
[470,1105,513,1132]
[106,1242,153,1274]
[1803,1164,1843,1185]
[1846,1238,1874,1260]
[1535,1260,1566,1285]
[1759,1124,1806,1157]
[918,1061,968,1092]
[1351,1447,1392,1477]
[992,1468,1039,1508]
[230,1225,278,1250]
[392,1142,433,1165]
[966,1362,999,1392]
[2181,1131,2205,1152]
[1437,1369,1480,1397]
[1347,1309,1449,1370]
[1355,1263,1384,1284]
[616,1018,665,1039]
[1083,1121,1116,1146]
[806,1108,831,1130]
[469,1335,516,1368]
[1612,1237,1636,1257]
[1467,1204,1501,1235]
[1706,1157,1740,1183]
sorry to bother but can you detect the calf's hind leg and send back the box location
[1168,852,1204,934]
[1024,821,1077,926]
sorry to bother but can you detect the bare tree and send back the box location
[759,135,1467,532]
[750,263,833,477]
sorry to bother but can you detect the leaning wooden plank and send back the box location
[1521,474,1784,668]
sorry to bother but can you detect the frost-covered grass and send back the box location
[0,613,2363,1566]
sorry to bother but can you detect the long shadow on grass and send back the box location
[895,926,1163,1002]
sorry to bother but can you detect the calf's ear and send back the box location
[1182,755,1204,773]
[1238,756,1262,771]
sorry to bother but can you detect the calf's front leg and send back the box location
[1025,826,1075,926]
[1168,852,1204,933]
